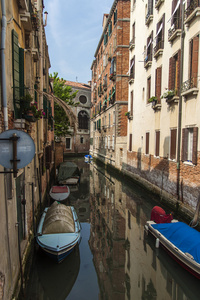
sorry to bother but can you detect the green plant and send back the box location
[148,96,157,103]
[20,93,33,113]
[125,111,130,117]
[30,102,45,119]
[161,89,175,99]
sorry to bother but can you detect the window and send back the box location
[109,113,111,127]
[154,14,165,55]
[113,111,115,124]
[146,132,150,155]
[182,127,198,164]
[129,134,132,151]
[130,56,135,80]
[147,76,151,103]
[145,31,153,64]
[112,135,115,150]
[132,23,135,43]
[79,95,87,104]
[105,136,107,148]
[155,131,160,157]
[78,111,89,129]
[108,136,110,149]
[80,137,83,144]
[155,66,162,103]
[66,138,71,149]
[170,129,177,160]
[169,50,181,94]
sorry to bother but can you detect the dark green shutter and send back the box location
[19,48,24,97]
[12,30,20,109]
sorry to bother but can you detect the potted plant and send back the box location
[161,89,175,101]
[148,96,157,107]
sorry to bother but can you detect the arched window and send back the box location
[78,110,89,129]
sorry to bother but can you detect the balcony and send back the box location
[19,0,33,31]
[168,19,181,42]
[155,0,164,9]
[181,78,199,97]
[154,40,164,58]
[185,0,200,25]
[144,53,152,69]
[129,38,135,50]
[145,11,153,26]
[129,72,134,84]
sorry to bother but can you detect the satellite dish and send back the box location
[0,129,35,169]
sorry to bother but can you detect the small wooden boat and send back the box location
[57,161,80,185]
[49,185,70,202]
[36,202,81,263]
[145,207,200,279]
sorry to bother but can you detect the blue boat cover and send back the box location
[152,222,200,264]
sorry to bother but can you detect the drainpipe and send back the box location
[1,0,8,130]
[177,0,185,200]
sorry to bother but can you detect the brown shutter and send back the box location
[177,49,181,95]
[146,132,149,155]
[155,131,160,157]
[181,128,188,161]
[192,127,198,164]
[130,91,133,115]
[129,134,132,151]
[169,57,173,90]
[192,36,199,87]
[170,129,177,160]
[156,67,162,103]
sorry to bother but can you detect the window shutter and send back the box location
[177,49,181,94]
[12,30,20,102]
[146,132,149,155]
[170,129,177,160]
[181,128,188,161]
[192,127,198,164]
[168,56,176,90]
[19,48,24,98]
[171,0,175,26]
[155,67,162,103]
[162,14,165,42]
[155,131,160,157]
[130,91,133,115]
[129,134,132,152]
[192,36,199,87]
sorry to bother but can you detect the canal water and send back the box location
[22,158,200,300]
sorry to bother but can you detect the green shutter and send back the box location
[12,30,20,115]
[19,48,24,97]
[43,95,48,118]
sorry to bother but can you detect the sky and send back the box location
[43,0,114,84]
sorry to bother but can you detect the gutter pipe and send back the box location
[1,0,8,130]
[177,0,185,200]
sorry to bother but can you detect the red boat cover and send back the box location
[51,186,68,193]
[150,206,173,224]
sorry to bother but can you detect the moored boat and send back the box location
[36,202,81,263]
[84,154,92,163]
[146,214,200,279]
[49,185,70,202]
[57,161,80,185]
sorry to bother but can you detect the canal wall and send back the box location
[94,157,200,231]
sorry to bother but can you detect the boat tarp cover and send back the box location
[152,222,200,263]
[151,206,173,223]
[51,186,69,193]
[42,202,75,234]
[57,162,80,182]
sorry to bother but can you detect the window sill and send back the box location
[154,48,163,59]
[144,61,152,69]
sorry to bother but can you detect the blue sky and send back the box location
[44,0,114,84]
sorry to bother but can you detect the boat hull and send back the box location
[37,205,81,263]
[146,221,200,279]
[49,185,70,201]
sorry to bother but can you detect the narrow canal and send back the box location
[22,158,200,300]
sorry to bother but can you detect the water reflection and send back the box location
[24,159,200,300]
[89,162,200,300]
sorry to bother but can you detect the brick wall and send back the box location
[127,150,200,209]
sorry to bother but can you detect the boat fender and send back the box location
[155,238,160,248]
[185,252,194,260]
[144,225,149,234]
